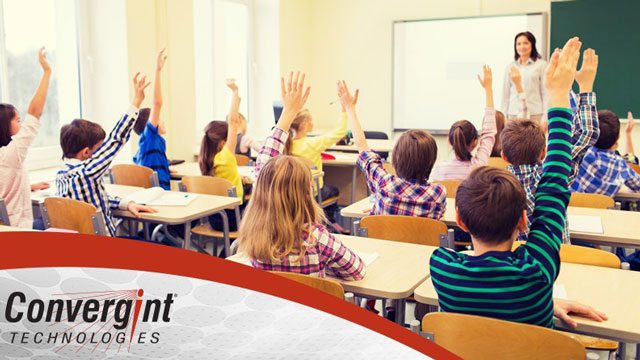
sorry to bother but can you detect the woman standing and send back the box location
[502,31,548,122]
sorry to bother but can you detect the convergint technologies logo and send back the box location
[2,289,176,353]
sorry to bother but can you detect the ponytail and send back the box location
[449,120,478,162]
[199,121,229,176]
[284,109,311,155]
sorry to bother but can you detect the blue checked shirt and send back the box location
[571,147,640,197]
[55,106,140,236]
[508,92,599,243]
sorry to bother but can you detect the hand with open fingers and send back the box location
[553,299,608,329]
[477,65,492,91]
[156,48,167,71]
[545,37,582,106]
[280,71,311,114]
[575,48,598,92]
[226,78,239,93]
[127,202,158,218]
[509,65,521,84]
[38,47,51,73]
[627,112,635,134]
[337,80,359,111]
[132,72,151,107]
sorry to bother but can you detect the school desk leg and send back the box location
[183,221,192,250]
[395,299,406,326]
[350,167,357,204]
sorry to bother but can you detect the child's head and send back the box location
[133,108,151,135]
[594,110,620,150]
[491,111,505,157]
[284,109,313,154]
[0,104,19,147]
[238,155,325,262]
[392,129,438,183]
[500,119,546,165]
[456,166,527,245]
[448,120,478,161]
[199,120,228,176]
[60,119,107,160]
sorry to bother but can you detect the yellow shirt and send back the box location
[291,112,347,188]
[213,146,243,203]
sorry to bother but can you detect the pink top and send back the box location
[0,114,39,228]
[432,108,497,181]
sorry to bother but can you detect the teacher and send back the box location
[502,31,548,122]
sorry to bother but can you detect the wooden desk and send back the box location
[328,139,395,153]
[170,162,323,181]
[414,263,640,343]
[341,197,640,249]
[228,234,436,324]
[614,191,640,202]
[0,225,37,232]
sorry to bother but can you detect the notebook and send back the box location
[124,187,198,206]
[567,214,604,234]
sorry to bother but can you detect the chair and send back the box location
[512,241,621,269]
[0,197,10,226]
[298,157,339,209]
[271,271,352,301]
[629,162,640,175]
[569,192,615,209]
[358,215,453,247]
[109,164,159,188]
[234,154,252,166]
[180,176,241,257]
[488,156,509,169]
[41,197,108,236]
[364,131,389,159]
[417,312,585,360]
[434,180,461,199]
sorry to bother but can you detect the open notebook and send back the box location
[567,214,604,234]
[123,187,198,206]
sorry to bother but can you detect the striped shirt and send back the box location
[252,127,365,280]
[509,92,599,243]
[133,121,170,190]
[357,150,447,219]
[430,107,573,328]
[55,106,139,236]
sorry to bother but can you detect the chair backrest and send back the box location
[42,197,106,235]
[512,241,621,268]
[488,156,509,169]
[271,271,345,299]
[359,215,447,246]
[181,176,236,197]
[0,197,10,226]
[434,180,461,199]
[629,162,640,175]
[422,313,585,360]
[235,154,252,166]
[569,192,614,209]
[110,164,158,188]
[363,131,389,140]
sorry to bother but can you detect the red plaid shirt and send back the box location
[357,150,447,219]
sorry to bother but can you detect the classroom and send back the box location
[1,0,639,358]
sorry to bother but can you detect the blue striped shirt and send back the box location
[430,108,573,328]
[133,121,170,190]
[55,106,139,236]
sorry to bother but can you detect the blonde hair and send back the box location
[237,155,326,262]
[284,109,312,155]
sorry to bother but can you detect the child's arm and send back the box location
[304,115,348,154]
[27,47,52,119]
[82,73,150,178]
[570,49,600,182]
[255,72,310,173]
[471,65,497,166]
[510,66,530,119]
[225,79,241,154]
[625,112,635,157]
[317,228,366,280]
[149,49,167,131]
[524,38,581,283]
[501,67,511,116]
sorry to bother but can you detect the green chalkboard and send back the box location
[551,0,640,115]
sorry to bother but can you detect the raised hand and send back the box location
[477,65,493,91]
[509,66,523,92]
[156,48,167,72]
[545,37,582,107]
[337,80,359,111]
[575,48,598,93]
[627,112,635,134]
[226,78,239,94]
[38,47,51,73]
[281,71,311,114]
[132,72,151,108]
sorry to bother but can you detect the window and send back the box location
[194,0,251,135]
[0,0,81,169]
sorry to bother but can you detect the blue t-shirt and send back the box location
[133,122,170,190]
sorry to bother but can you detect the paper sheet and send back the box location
[554,284,568,300]
[124,187,198,206]
[567,214,604,234]
[354,251,379,266]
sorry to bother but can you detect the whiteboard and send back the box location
[393,14,547,132]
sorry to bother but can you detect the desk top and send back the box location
[413,263,640,343]
[227,234,436,299]
[322,152,360,166]
[328,139,395,153]
[170,162,322,180]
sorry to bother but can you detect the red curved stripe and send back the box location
[0,232,459,359]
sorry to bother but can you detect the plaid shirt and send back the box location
[571,147,640,197]
[357,150,447,219]
[251,224,366,280]
[56,106,139,236]
[252,127,366,280]
[508,92,599,243]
